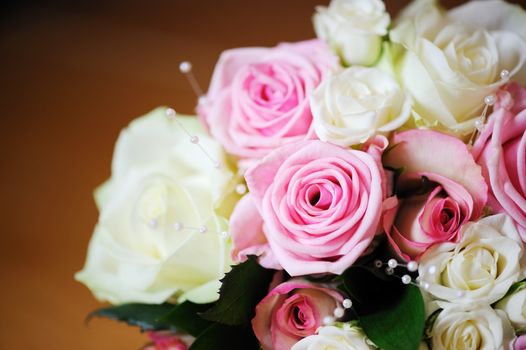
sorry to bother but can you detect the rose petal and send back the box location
[385,129,487,215]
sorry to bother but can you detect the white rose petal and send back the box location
[310,66,411,146]
[291,324,376,350]
[430,306,515,350]
[390,0,526,135]
[419,214,524,308]
[313,0,390,66]
[76,108,234,304]
[496,285,526,330]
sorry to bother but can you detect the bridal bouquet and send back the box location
[76,0,526,349]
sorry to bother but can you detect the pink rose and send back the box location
[472,83,526,239]
[252,280,343,350]
[199,40,337,166]
[515,335,526,350]
[383,130,487,260]
[244,139,385,276]
[143,332,189,350]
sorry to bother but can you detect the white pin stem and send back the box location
[165,108,221,169]
[179,61,204,98]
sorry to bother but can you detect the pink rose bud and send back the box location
[252,280,343,350]
[383,129,487,260]
[198,40,337,167]
[143,332,189,350]
[473,82,526,240]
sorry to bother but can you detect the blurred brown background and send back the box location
[0,0,523,348]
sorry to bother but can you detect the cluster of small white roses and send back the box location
[416,214,526,349]
[313,0,526,141]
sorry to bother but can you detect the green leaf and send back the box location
[360,285,424,350]
[158,301,214,336]
[88,303,175,331]
[200,256,275,326]
[189,323,259,350]
[503,280,526,299]
[341,266,425,350]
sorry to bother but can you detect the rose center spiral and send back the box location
[306,184,333,210]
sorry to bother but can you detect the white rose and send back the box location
[419,214,524,308]
[495,283,526,330]
[75,108,235,304]
[313,0,390,66]
[310,66,411,146]
[390,0,526,136]
[448,0,526,85]
[291,324,376,350]
[430,306,515,350]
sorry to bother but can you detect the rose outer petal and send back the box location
[385,129,487,216]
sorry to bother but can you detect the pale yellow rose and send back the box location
[430,307,514,350]
[314,0,390,66]
[495,283,526,330]
[76,108,236,304]
[390,0,526,136]
[419,214,525,308]
[310,66,411,146]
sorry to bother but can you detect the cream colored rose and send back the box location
[430,306,514,350]
[291,324,376,350]
[419,214,524,308]
[310,66,411,146]
[313,0,390,66]
[75,108,235,304]
[496,283,526,330]
[448,0,526,85]
[390,0,526,136]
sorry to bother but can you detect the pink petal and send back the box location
[229,194,281,269]
[385,129,487,216]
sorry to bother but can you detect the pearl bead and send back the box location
[148,219,158,229]
[173,222,183,231]
[220,231,229,239]
[333,307,345,318]
[457,290,465,297]
[342,299,353,309]
[475,118,485,132]
[198,225,207,233]
[388,259,398,268]
[484,94,496,106]
[198,95,207,105]
[165,108,176,117]
[385,267,394,275]
[179,61,192,73]
[402,275,412,284]
[190,135,199,144]
[214,162,222,169]
[235,184,247,195]
[427,265,437,275]
[407,261,418,272]
[500,69,510,80]
[422,282,430,290]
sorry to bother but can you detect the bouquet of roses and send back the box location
[76,0,526,349]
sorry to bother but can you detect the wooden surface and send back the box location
[0,0,521,348]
